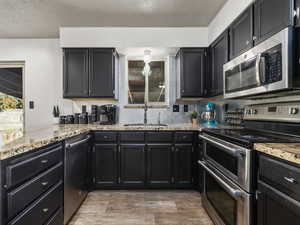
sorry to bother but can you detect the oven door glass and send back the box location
[206,172,237,225]
[225,57,259,93]
[206,142,238,176]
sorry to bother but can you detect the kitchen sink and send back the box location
[123,123,168,127]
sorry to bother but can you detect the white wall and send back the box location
[60,27,209,48]
[208,0,254,44]
[0,39,71,131]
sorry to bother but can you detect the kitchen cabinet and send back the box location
[120,144,146,186]
[176,48,208,98]
[257,181,300,225]
[63,48,89,98]
[89,48,117,98]
[93,144,118,187]
[63,48,118,98]
[174,144,193,186]
[257,153,300,225]
[254,0,295,45]
[1,142,63,225]
[229,6,253,59]
[209,30,229,96]
[147,144,173,186]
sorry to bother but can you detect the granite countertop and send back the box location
[255,143,300,165]
[0,123,237,160]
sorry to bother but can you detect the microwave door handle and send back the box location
[256,53,262,85]
[198,160,243,199]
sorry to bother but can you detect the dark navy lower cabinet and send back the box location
[120,144,146,186]
[147,144,173,187]
[257,153,300,225]
[93,144,119,187]
[1,142,64,225]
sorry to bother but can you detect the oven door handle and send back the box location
[199,134,245,157]
[198,160,243,199]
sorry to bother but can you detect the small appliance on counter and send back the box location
[98,104,117,125]
[201,102,218,127]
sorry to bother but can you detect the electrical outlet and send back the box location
[29,101,34,109]
[184,105,189,112]
[173,105,179,112]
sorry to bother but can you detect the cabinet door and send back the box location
[210,30,229,96]
[120,144,145,186]
[254,0,294,45]
[257,181,300,225]
[89,48,116,98]
[229,7,253,59]
[63,48,89,98]
[179,48,206,97]
[147,144,172,186]
[93,144,118,187]
[174,145,193,186]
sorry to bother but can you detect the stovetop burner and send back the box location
[203,128,300,148]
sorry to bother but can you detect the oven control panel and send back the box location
[244,102,300,122]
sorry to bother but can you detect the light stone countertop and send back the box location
[0,123,237,160]
[255,143,300,165]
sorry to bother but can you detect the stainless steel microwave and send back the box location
[223,27,297,99]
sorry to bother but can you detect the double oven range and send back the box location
[199,102,300,225]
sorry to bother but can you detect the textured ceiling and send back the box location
[0,0,227,38]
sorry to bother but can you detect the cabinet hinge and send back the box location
[118,177,121,183]
[192,177,194,183]
[171,177,175,183]
[93,177,96,183]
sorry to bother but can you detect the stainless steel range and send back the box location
[199,102,300,225]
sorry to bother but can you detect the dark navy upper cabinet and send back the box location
[254,0,295,45]
[89,49,117,98]
[209,30,229,96]
[63,48,89,98]
[229,6,253,59]
[176,48,208,98]
[63,48,118,98]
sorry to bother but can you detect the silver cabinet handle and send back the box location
[67,135,91,149]
[199,134,246,157]
[41,182,48,186]
[41,160,48,164]
[294,7,300,20]
[42,208,49,213]
[284,177,296,184]
[198,160,243,199]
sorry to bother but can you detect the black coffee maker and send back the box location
[98,104,117,125]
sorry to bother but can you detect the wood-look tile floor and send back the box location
[69,190,213,225]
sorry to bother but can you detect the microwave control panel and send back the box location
[261,44,282,84]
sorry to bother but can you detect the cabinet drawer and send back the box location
[45,207,63,225]
[8,181,63,225]
[175,132,194,143]
[120,132,145,142]
[7,163,63,219]
[259,154,300,202]
[147,132,173,143]
[94,132,117,142]
[6,145,62,188]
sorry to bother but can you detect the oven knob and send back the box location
[289,107,299,115]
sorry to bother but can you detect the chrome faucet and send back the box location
[144,103,148,125]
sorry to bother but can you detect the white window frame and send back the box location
[125,56,169,107]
